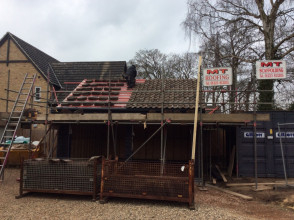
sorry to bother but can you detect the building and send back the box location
[0,32,60,140]
[5,32,292,207]
[2,32,285,180]
[0,32,60,113]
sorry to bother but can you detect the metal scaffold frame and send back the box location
[39,61,272,189]
[1,62,274,193]
[277,122,294,187]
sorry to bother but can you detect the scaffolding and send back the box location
[39,65,274,188]
[1,64,276,206]
[277,122,294,187]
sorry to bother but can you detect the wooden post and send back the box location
[188,160,195,209]
[192,56,202,160]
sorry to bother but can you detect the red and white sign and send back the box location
[203,67,232,86]
[256,60,286,79]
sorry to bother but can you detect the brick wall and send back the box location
[0,39,49,113]
[0,38,51,143]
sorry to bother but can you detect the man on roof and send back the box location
[123,65,137,88]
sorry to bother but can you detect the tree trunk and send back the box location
[256,1,278,110]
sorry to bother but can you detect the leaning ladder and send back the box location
[0,73,36,179]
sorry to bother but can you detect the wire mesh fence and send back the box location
[100,158,194,207]
[19,158,101,199]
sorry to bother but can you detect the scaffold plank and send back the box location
[147,113,270,122]
[37,113,146,121]
[35,113,270,122]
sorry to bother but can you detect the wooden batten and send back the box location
[147,113,270,122]
[37,113,147,121]
[36,112,270,123]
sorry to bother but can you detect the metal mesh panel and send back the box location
[22,159,101,194]
[104,176,189,197]
[105,160,189,177]
[101,160,192,203]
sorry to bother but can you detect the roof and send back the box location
[56,78,197,111]
[57,79,145,109]
[0,32,60,86]
[127,79,197,109]
[50,61,127,90]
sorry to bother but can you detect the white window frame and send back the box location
[34,87,41,101]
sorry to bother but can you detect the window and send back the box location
[34,87,41,101]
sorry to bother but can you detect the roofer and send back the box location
[123,65,137,88]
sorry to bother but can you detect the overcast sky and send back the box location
[0,0,194,62]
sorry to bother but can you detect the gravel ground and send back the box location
[1,168,294,220]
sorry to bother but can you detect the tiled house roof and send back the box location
[127,79,197,109]
[0,32,61,87]
[50,61,127,89]
[51,61,127,103]
[56,78,197,111]
[58,79,145,109]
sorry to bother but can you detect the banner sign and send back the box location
[244,132,265,138]
[276,132,294,138]
[256,60,286,79]
[203,67,232,86]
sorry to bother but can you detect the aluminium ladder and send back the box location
[0,73,36,179]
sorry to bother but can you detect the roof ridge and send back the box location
[9,33,59,63]
[55,61,126,64]
[6,32,61,86]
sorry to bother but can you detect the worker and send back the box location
[123,65,137,88]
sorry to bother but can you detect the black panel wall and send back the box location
[237,111,294,178]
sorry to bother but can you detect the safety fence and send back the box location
[18,158,101,200]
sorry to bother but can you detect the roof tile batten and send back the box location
[56,79,197,111]
[58,78,145,109]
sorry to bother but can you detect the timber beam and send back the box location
[147,113,270,122]
[35,113,270,123]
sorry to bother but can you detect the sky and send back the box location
[0,0,194,62]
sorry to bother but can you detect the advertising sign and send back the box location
[276,132,294,138]
[256,60,286,79]
[203,67,232,86]
[244,132,265,138]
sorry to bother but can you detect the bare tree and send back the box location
[168,53,198,79]
[183,0,294,110]
[129,49,198,79]
[129,49,171,79]
[196,15,259,112]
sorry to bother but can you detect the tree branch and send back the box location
[274,32,294,51]
[222,0,260,19]
[281,47,294,58]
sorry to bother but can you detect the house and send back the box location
[37,74,271,177]
[0,32,60,140]
[45,78,197,160]
[5,32,292,207]
[1,32,284,180]
[0,32,60,113]
[0,32,127,139]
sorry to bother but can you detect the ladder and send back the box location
[0,73,36,179]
